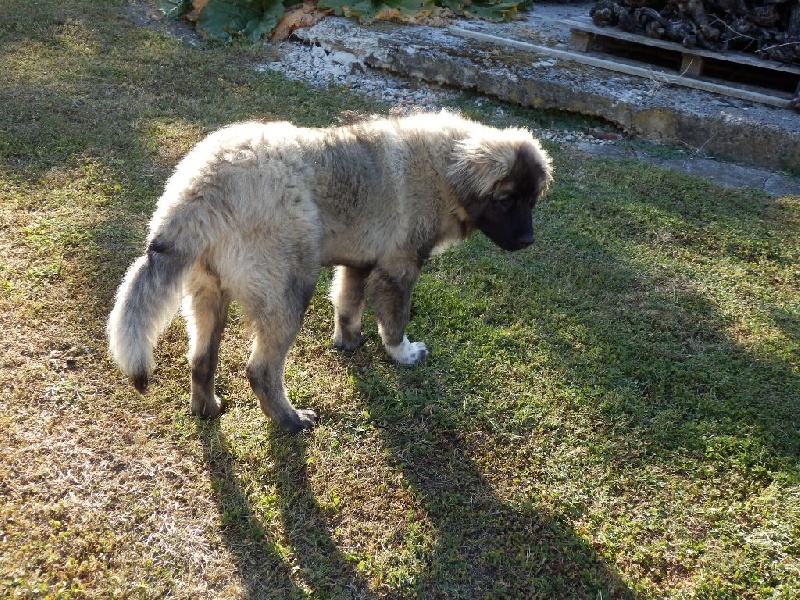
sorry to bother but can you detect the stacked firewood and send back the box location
[590,0,800,65]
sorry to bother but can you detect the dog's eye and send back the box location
[496,194,514,208]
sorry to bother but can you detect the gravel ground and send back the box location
[258,41,460,110]
[124,0,799,195]
[256,36,623,150]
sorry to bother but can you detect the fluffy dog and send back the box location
[107,111,552,432]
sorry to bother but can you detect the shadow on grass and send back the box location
[197,419,378,599]
[197,419,303,597]
[197,407,634,599]
[364,409,636,599]
[525,179,800,463]
[266,430,379,599]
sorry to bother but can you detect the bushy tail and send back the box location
[107,235,195,392]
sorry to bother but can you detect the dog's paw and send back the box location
[282,408,318,433]
[332,330,364,352]
[386,336,428,366]
[191,395,225,419]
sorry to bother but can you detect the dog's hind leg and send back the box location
[184,266,230,418]
[368,259,428,366]
[245,274,319,433]
[330,265,371,351]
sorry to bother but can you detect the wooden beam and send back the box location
[448,27,794,109]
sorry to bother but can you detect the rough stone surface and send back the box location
[292,3,800,174]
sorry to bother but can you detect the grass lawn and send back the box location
[1,0,798,597]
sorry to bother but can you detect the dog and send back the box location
[107,111,552,432]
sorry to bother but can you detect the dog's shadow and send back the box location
[199,362,634,599]
[349,356,635,599]
[198,419,377,599]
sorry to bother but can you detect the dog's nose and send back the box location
[516,234,534,249]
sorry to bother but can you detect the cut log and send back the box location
[590,0,800,66]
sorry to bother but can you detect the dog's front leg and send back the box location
[368,259,428,366]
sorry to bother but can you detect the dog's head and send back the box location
[448,127,552,251]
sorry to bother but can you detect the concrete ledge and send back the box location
[295,14,800,173]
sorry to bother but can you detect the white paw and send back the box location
[385,336,428,365]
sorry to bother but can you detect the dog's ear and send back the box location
[511,143,553,202]
[447,135,518,208]
[448,129,552,215]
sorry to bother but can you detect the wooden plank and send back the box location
[561,17,800,76]
[680,54,703,77]
[569,29,592,53]
[448,27,794,109]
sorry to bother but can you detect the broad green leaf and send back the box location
[464,2,521,22]
[243,0,285,41]
[317,0,381,20]
[199,0,285,41]
[318,0,529,24]
[173,0,534,40]
[156,0,192,20]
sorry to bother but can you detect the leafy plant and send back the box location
[157,0,192,19]
[319,0,532,22]
[159,0,286,41]
[159,0,534,42]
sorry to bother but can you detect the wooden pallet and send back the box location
[449,26,797,109]
[565,17,800,103]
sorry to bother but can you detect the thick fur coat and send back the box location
[107,111,552,431]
